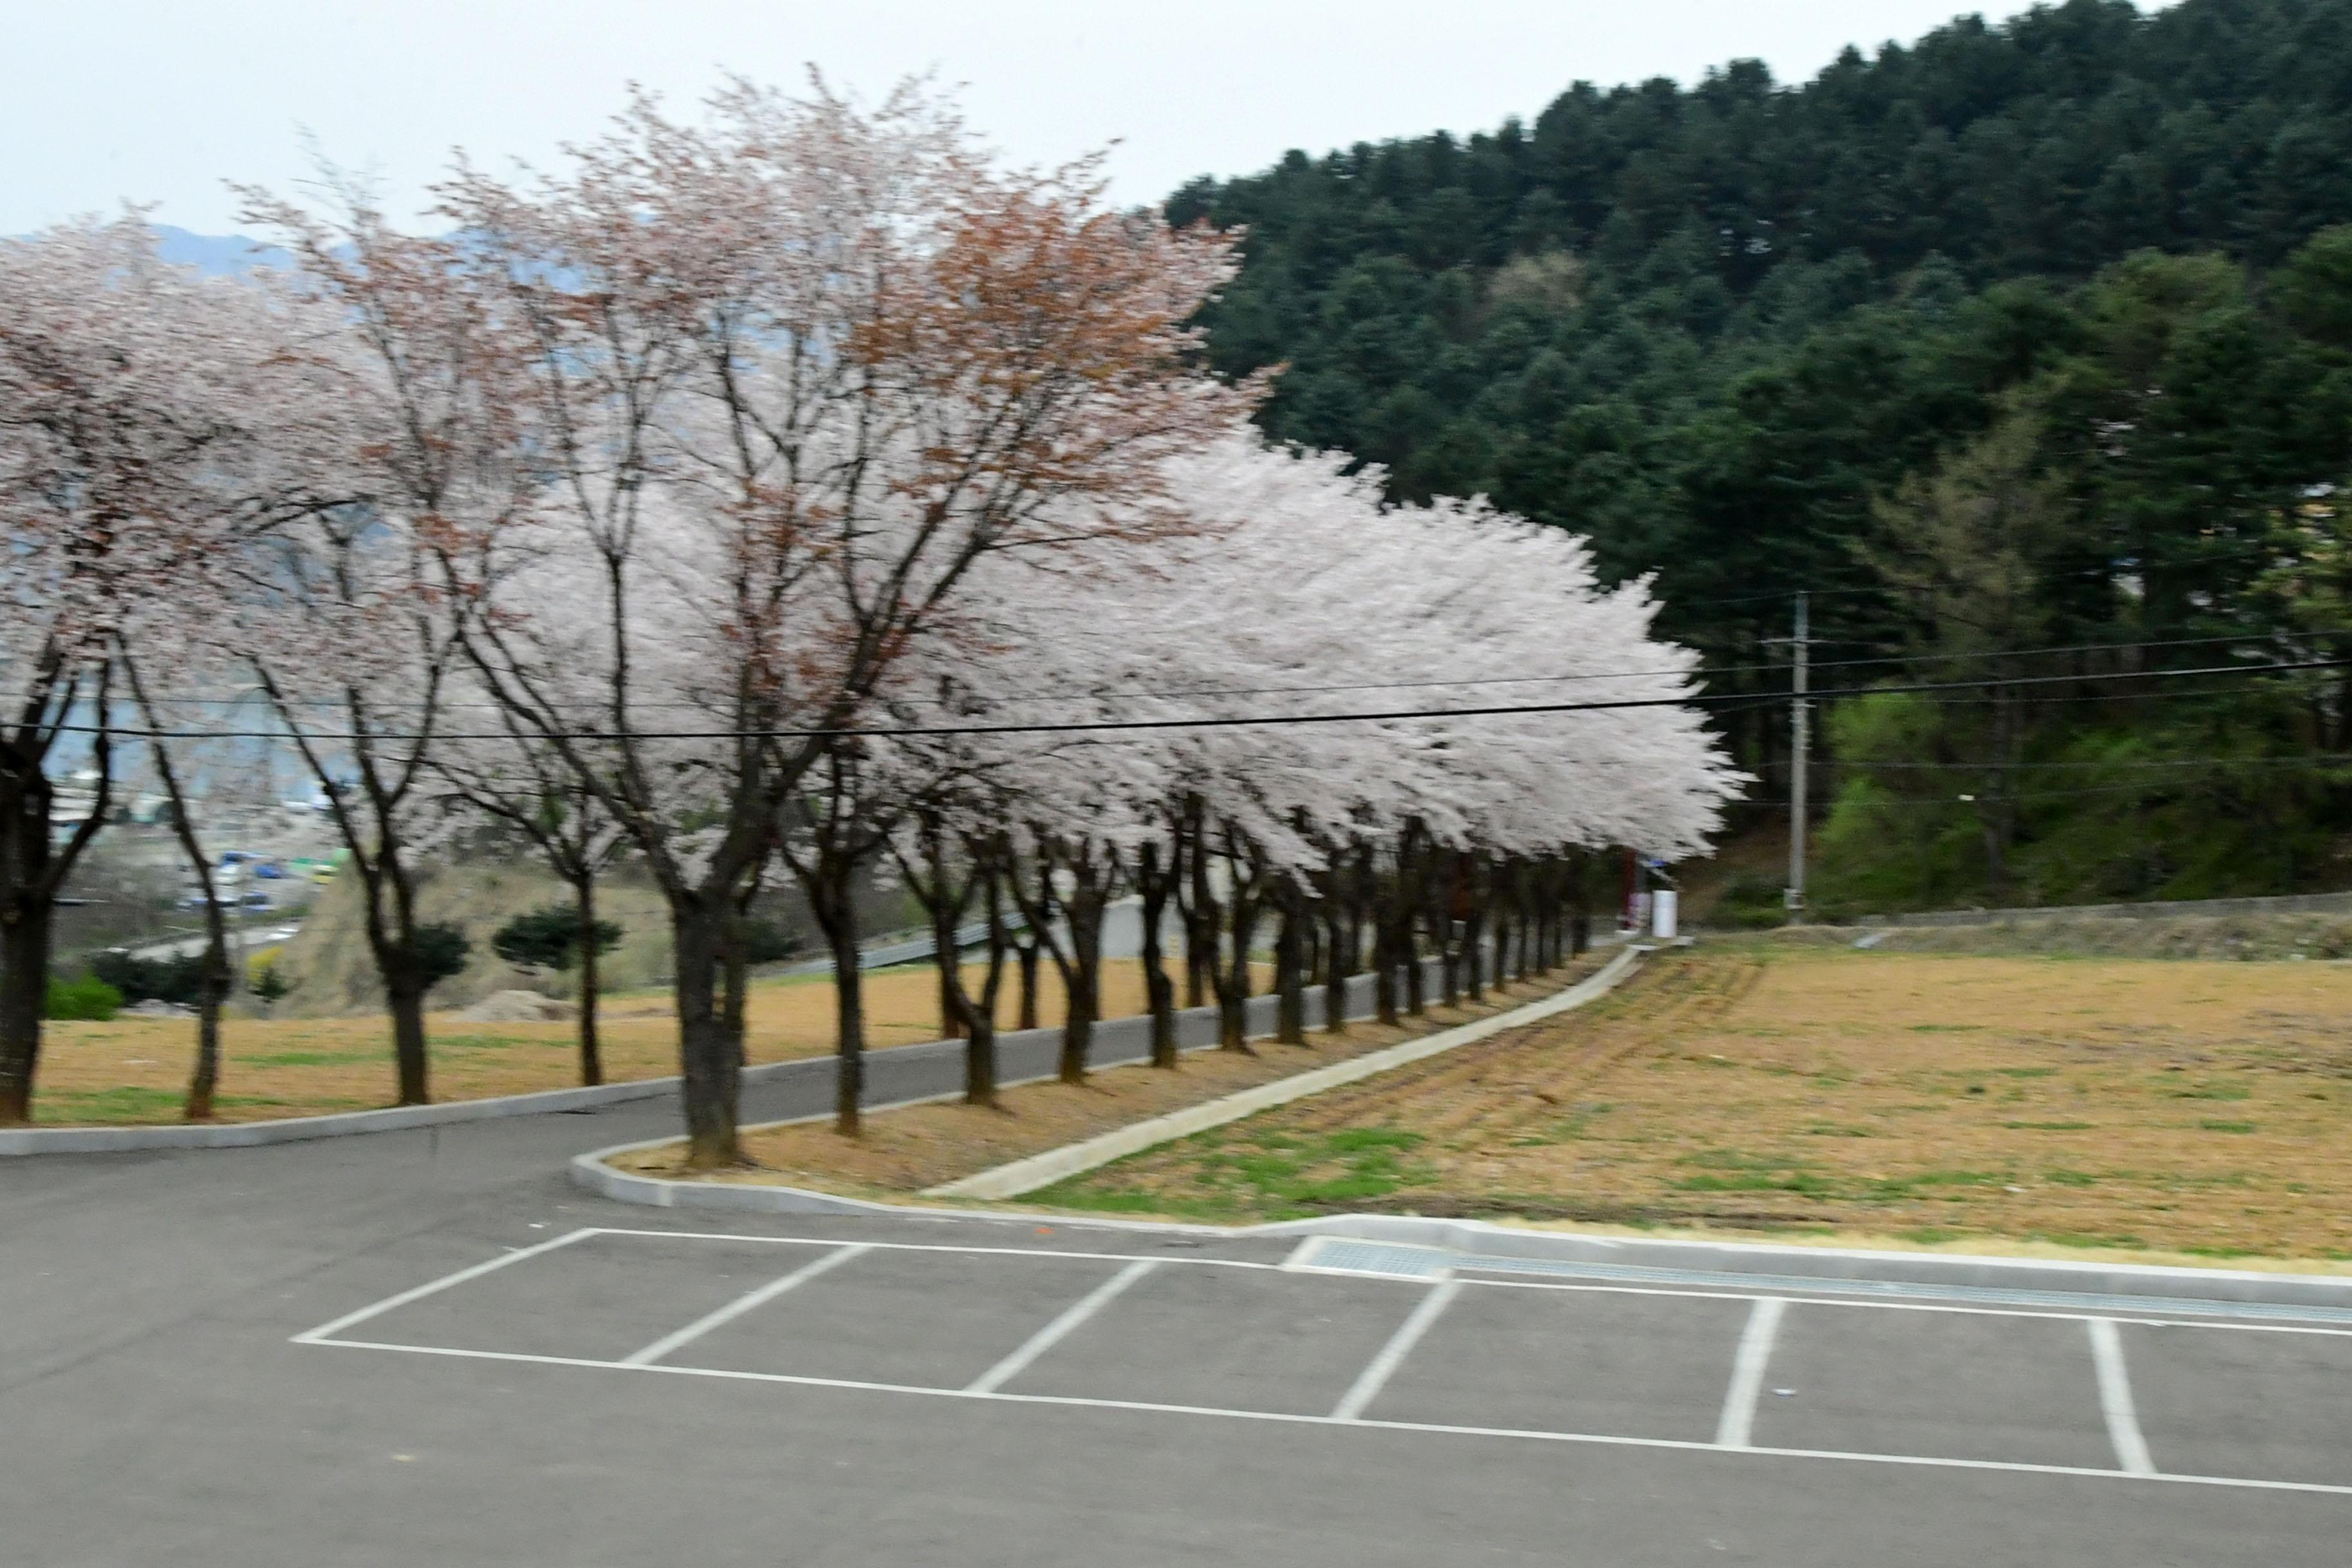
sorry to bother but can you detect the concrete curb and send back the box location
[564,1166,2352,1314]
[926,945,1646,1199]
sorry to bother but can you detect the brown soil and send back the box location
[34,956,1171,1126]
[1040,948,2352,1260]
[608,966,1604,1192]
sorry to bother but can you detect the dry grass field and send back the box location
[30,957,1161,1126]
[1032,946,2352,1262]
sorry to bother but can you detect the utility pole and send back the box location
[1786,592,1809,921]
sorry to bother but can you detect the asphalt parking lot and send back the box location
[10,1088,2352,1567]
[297,1224,2352,1498]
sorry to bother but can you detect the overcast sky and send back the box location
[12,1,2176,236]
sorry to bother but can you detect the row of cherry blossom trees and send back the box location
[0,76,1737,1152]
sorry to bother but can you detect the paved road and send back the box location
[5,1046,2349,1562]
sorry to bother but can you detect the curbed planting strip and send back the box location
[928,945,1647,1199]
[569,951,1646,1218]
[569,948,1645,1218]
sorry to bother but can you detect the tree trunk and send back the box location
[356,843,434,1108]
[184,906,231,1122]
[1401,910,1426,1016]
[1218,892,1259,1052]
[1463,855,1489,1004]
[574,873,604,1087]
[721,896,752,1069]
[1274,887,1306,1044]
[382,966,431,1107]
[962,872,1012,1108]
[671,895,743,1166]
[142,711,231,1122]
[1524,883,1543,983]
[1015,938,1040,1032]
[1139,841,1178,1068]
[1321,876,1349,1036]
[1059,879,1104,1084]
[1182,830,1211,1010]
[812,864,866,1137]
[0,890,50,1125]
[932,890,968,1041]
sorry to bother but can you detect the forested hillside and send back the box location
[1171,0,2352,912]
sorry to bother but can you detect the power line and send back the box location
[105,630,2315,712]
[63,656,2352,745]
[1831,754,2352,774]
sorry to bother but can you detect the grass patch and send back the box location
[2199,1119,2259,1134]
[242,1050,375,1068]
[2167,1080,2254,1101]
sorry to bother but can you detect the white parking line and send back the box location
[292,1229,2352,1357]
[1332,1280,1462,1420]
[1715,1297,1788,1449]
[965,1259,1158,1394]
[297,1335,2352,1498]
[289,1228,594,1344]
[622,1244,874,1367]
[2088,1318,2157,1476]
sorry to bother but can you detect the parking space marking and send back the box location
[1331,1280,1461,1420]
[621,1243,873,1367]
[297,1333,2352,1497]
[1715,1296,1787,1449]
[289,1228,594,1344]
[291,1229,2352,1497]
[965,1259,1158,1394]
[2088,1318,2157,1476]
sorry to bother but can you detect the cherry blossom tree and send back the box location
[433,77,1255,1163]
[230,186,538,1108]
[0,218,329,1123]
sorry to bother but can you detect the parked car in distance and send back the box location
[240,892,272,911]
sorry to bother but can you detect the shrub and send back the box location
[45,974,122,1021]
[89,947,207,1005]
[250,955,289,1003]
[1709,872,1790,930]
[412,922,473,991]
[740,915,795,966]
[492,905,623,973]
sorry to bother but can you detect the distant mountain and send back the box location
[148,225,288,276]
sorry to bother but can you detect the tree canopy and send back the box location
[1172,0,2352,908]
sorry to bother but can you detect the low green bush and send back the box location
[45,974,123,1021]
[1709,872,1790,930]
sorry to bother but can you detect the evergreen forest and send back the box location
[1168,0,2352,912]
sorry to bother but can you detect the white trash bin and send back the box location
[1651,889,1679,940]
